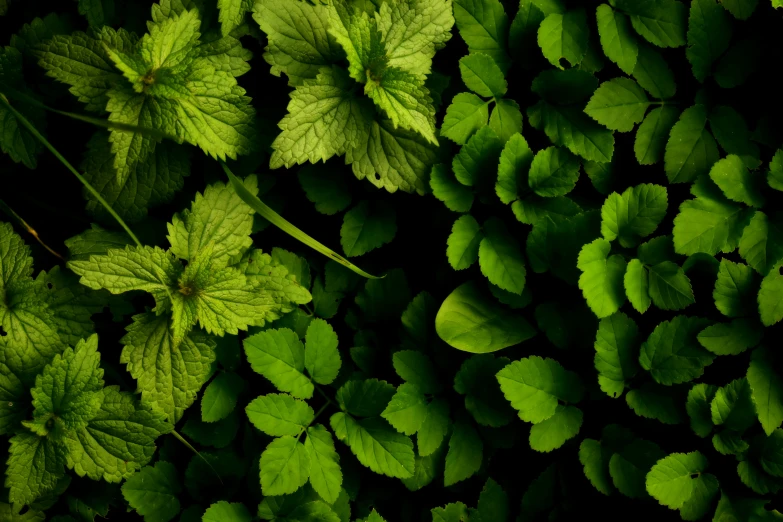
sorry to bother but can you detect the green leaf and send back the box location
[759,270,783,327]
[580,437,615,495]
[768,149,783,192]
[5,431,67,506]
[218,0,250,36]
[65,386,172,483]
[529,404,583,452]
[260,436,310,496]
[613,0,687,48]
[459,53,507,98]
[444,420,483,486]
[537,9,590,69]
[594,312,640,398]
[496,355,583,424]
[631,43,677,99]
[381,383,429,436]
[596,4,639,74]
[610,439,665,498]
[330,413,414,479]
[477,478,509,522]
[748,347,783,436]
[120,313,215,423]
[624,259,651,313]
[709,157,765,211]
[297,165,353,216]
[417,399,451,457]
[601,183,668,247]
[430,164,475,212]
[639,316,713,385]
[697,318,763,355]
[686,0,732,82]
[447,215,484,270]
[364,67,437,144]
[393,351,441,394]
[585,78,650,132]
[441,93,489,145]
[577,238,627,318]
[664,105,719,183]
[720,0,759,19]
[528,146,580,198]
[246,393,314,437]
[673,195,750,256]
[647,261,695,310]
[303,319,341,386]
[528,100,614,163]
[634,105,680,165]
[489,99,523,143]
[740,212,783,275]
[646,452,718,516]
[244,328,312,399]
[336,379,395,418]
[687,383,719,437]
[435,281,536,353]
[121,461,181,522]
[203,502,251,522]
[710,106,761,169]
[478,218,527,295]
[454,355,516,427]
[341,201,397,258]
[531,68,598,105]
[627,383,684,424]
[452,126,503,187]
[201,372,243,423]
[305,424,342,504]
[711,378,756,433]
[453,0,511,72]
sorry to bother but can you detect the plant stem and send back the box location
[315,384,337,407]
[0,198,64,260]
[0,93,142,247]
[171,429,224,484]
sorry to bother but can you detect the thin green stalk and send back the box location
[221,162,381,279]
[0,198,64,260]
[171,429,223,484]
[315,384,337,407]
[0,93,142,247]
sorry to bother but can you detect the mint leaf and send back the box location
[664,105,719,183]
[459,53,507,98]
[260,436,310,496]
[478,217,527,295]
[537,9,590,69]
[244,328,313,399]
[121,461,181,522]
[453,0,511,72]
[601,184,667,247]
[596,4,639,74]
[585,78,650,132]
[528,146,580,198]
[340,201,397,257]
[201,372,243,423]
[578,238,627,318]
[364,67,437,144]
[435,281,536,353]
[218,0,250,36]
[639,316,713,385]
[447,215,483,270]
[686,0,732,82]
[594,312,640,398]
[496,356,583,424]
[441,93,490,145]
[5,431,66,506]
[246,393,314,437]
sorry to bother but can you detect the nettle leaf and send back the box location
[585,78,651,132]
[340,201,397,257]
[611,0,687,48]
[594,312,640,398]
[218,0,251,37]
[747,347,783,436]
[646,452,719,519]
[686,0,732,83]
[435,281,536,353]
[537,9,590,69]
[478,218,527,295]
[458,53,507,98]
[578,239,627,318]
[596,4,639,75]
[496,355,583,424]
[601,184,667,248]
[639,316,713,385]
[5,431,67,506]
[453,0,511,72]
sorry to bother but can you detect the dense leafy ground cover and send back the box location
[1,0,783,520]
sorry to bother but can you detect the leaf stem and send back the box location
[0,198,64,260]
[0,93,142,247]
[170,429,224,484]
[220,162,381,279]
[315,384,337,407]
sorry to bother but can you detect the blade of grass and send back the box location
[0,198,64,260]
[0,93,142,248]
[220,162,381,279]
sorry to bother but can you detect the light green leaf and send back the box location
[417,399,450,457]
[203,501,252,522]
[246,393,314,437]
[303,319,341,386]
[489,99,523,143]
[496,134,534,204]
[631,43,677,99]
[634,105,680,165]
[697,318,763,356]
[537,9,590,69]
[201,372,243,423]
[381,383,429,436]
[613,0,687,48]
[527,100,614,163]
[711,378,756,433]
[453,0,511,72]
[596,4,639,74]
[610,439,665,499]
[647,261,694,310]
[577,238,627,318]
[759,270,783,327]
[686,0,732,82]
[305,424,342,504]
[244,328,312,399]
[447,215,483,270]
[218,0,250,36]
[260,436,310,496]
[459,53,507,98]
[664,104,719,183]
[452,126,503,187]
[478,218,527,295]
[646,452,717,516]
[601,183,668,247]
[330,413,414,479]
[441,93,489,146]
[496,355,583,424]
[364,67,437,144]
[748,347,783,436]
[5,431,67,506]
[435,281,537,353]
[529,405,583,452]
[444,420,482,486]
[585,78,650,132]
[639,315,713,385]
[624,259,651,313]
[740,212,783,275]
[594,312,640,398]
[687,383,718,437]
[430,164,475,212]
[121,461,181,522]
[710,156,765,208]
[336,379,395,418]
[673,195,750,256]
[528,146,580,198]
